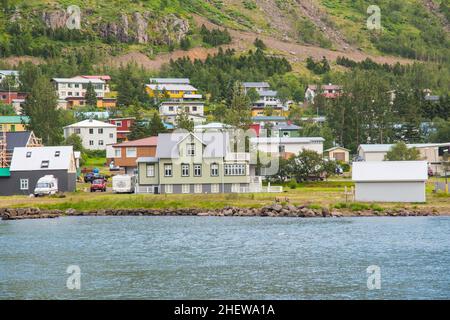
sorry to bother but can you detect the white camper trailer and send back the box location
[34,175,59,196]
[112,175,136,193]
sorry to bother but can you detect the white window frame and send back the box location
[20,179,29,190]
[187,143,195,156]
[114,148,121,157]
[98,140,104,146]
[231,183,240,193]
[194,164,202,177]
[89,140,94,146]
[194,184,202,194]
[165,184,173,194]
[181,164,189,177]
[211,184,219,193]
[146,164,155,177]
[211,163,219,176]
[98,128,103,134]
[126,147,137,158]
[182,184,190,194]
[164,164,172,177]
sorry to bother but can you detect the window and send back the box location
[182,184,190,194]
[126,147,137,158]
[114,149,121,157]
[194,164,202,177]
[89,140,94,146]
[211,163,219,176]
[74,128,81,134]
[26,152,32,158]
[98,140,104,146]
[279,145,286,153]
[192,106,197,112]
[164,164,172,177]
[115,121,122,127]
[224,164,245,176]
[41,160,49,168]
[98,128,103,134]
[231,183,241,193]
[211,184,219,193]
[283,131,290,137]
[168,106,174,112]
[54,151,60,157]
[20,179,29,190]
[89,128,94,134]
[181,164,190,177]
[165,184,173,194]
[146,164,155,177]
[109,133,114,139]
[194,184,202,194]
[187,143,195,156]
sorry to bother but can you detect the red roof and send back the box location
[113,136,158,147]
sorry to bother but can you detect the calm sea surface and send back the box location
[0,216,449,299]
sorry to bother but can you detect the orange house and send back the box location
[108,137,158,174]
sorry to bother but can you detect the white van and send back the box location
[112,175,136,193]
[34,175,58,196]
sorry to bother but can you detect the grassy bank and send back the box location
[1,181,449,213]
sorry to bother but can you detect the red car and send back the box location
[90,179,107,192]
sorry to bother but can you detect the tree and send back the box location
[266,157,291,183]
[64,133,84,152]
[148,112,167,136]
[0,103,16,116]
[224,81,251,129]
[254,38,266,50]
[246,88,260,103]
[22,76,63,145]
[430,118,450,142]
[384,141,421,161]
[176,111,194,132]
[180,37,191,51]
[288,149,325,182]
[85,82,97,107]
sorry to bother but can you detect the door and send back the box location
[334,152,345,161]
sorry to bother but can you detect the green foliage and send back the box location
[430,118,450,143]
[384,142,421,161]
[288,179,297,189]
[253,37,266,50]
[200,25,232,46]
[64,133,84,152]
[306,56,331,75]
[22,76,63,145]
[246,87,260,103]
[84,82,97,107]
[243,0,257,10]
[180,37,191,51]
[0,103,16,116]
[296,18,332,48]
[224,81,251,128]
[289,150,326,182]
[175,111,195,132]
[161,48,291,102]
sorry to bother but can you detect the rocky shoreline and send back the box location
[0,205,447,220]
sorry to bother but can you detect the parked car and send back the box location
[34,175,59,197]
[84,172,108,183]
[90,179,107,192]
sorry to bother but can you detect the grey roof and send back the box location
[273,123,300,131]
[243,82,270,88]
[0,70,19,76]
[156,132,229,159]
[424,95,440,102]
[10,146,74,171]
[137,157,159,163]
[0,131,31,152]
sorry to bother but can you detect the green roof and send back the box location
[0,167,10,177]
[0,116,30,124]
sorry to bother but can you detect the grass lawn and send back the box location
[1,181,449,213]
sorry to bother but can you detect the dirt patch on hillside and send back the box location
[0,56,44,66]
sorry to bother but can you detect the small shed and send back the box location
[326,146,350,162]
[352,161,428,203]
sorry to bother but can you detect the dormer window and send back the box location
[41,160,49,168]
[187,143,195,156]
[26,152,32,158]
[54,151,60,157]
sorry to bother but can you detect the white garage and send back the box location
[352,161,428,203]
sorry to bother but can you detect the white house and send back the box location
[250,137,324,157]
[159,100,205,125]
[352,161,428,203]
[63,119,117,151]
[52,76,108,100]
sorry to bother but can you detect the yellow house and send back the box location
[251,108,284,117]
[0,116,29,132]
[326,146,350,163]
[146,83,199,99]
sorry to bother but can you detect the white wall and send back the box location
[362,152,387,161]
[355,182,426,202]
[64,126,117,151]
[256,142,323,155]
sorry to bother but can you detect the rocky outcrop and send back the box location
[0,205,444,221]
[42,10,69,30]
